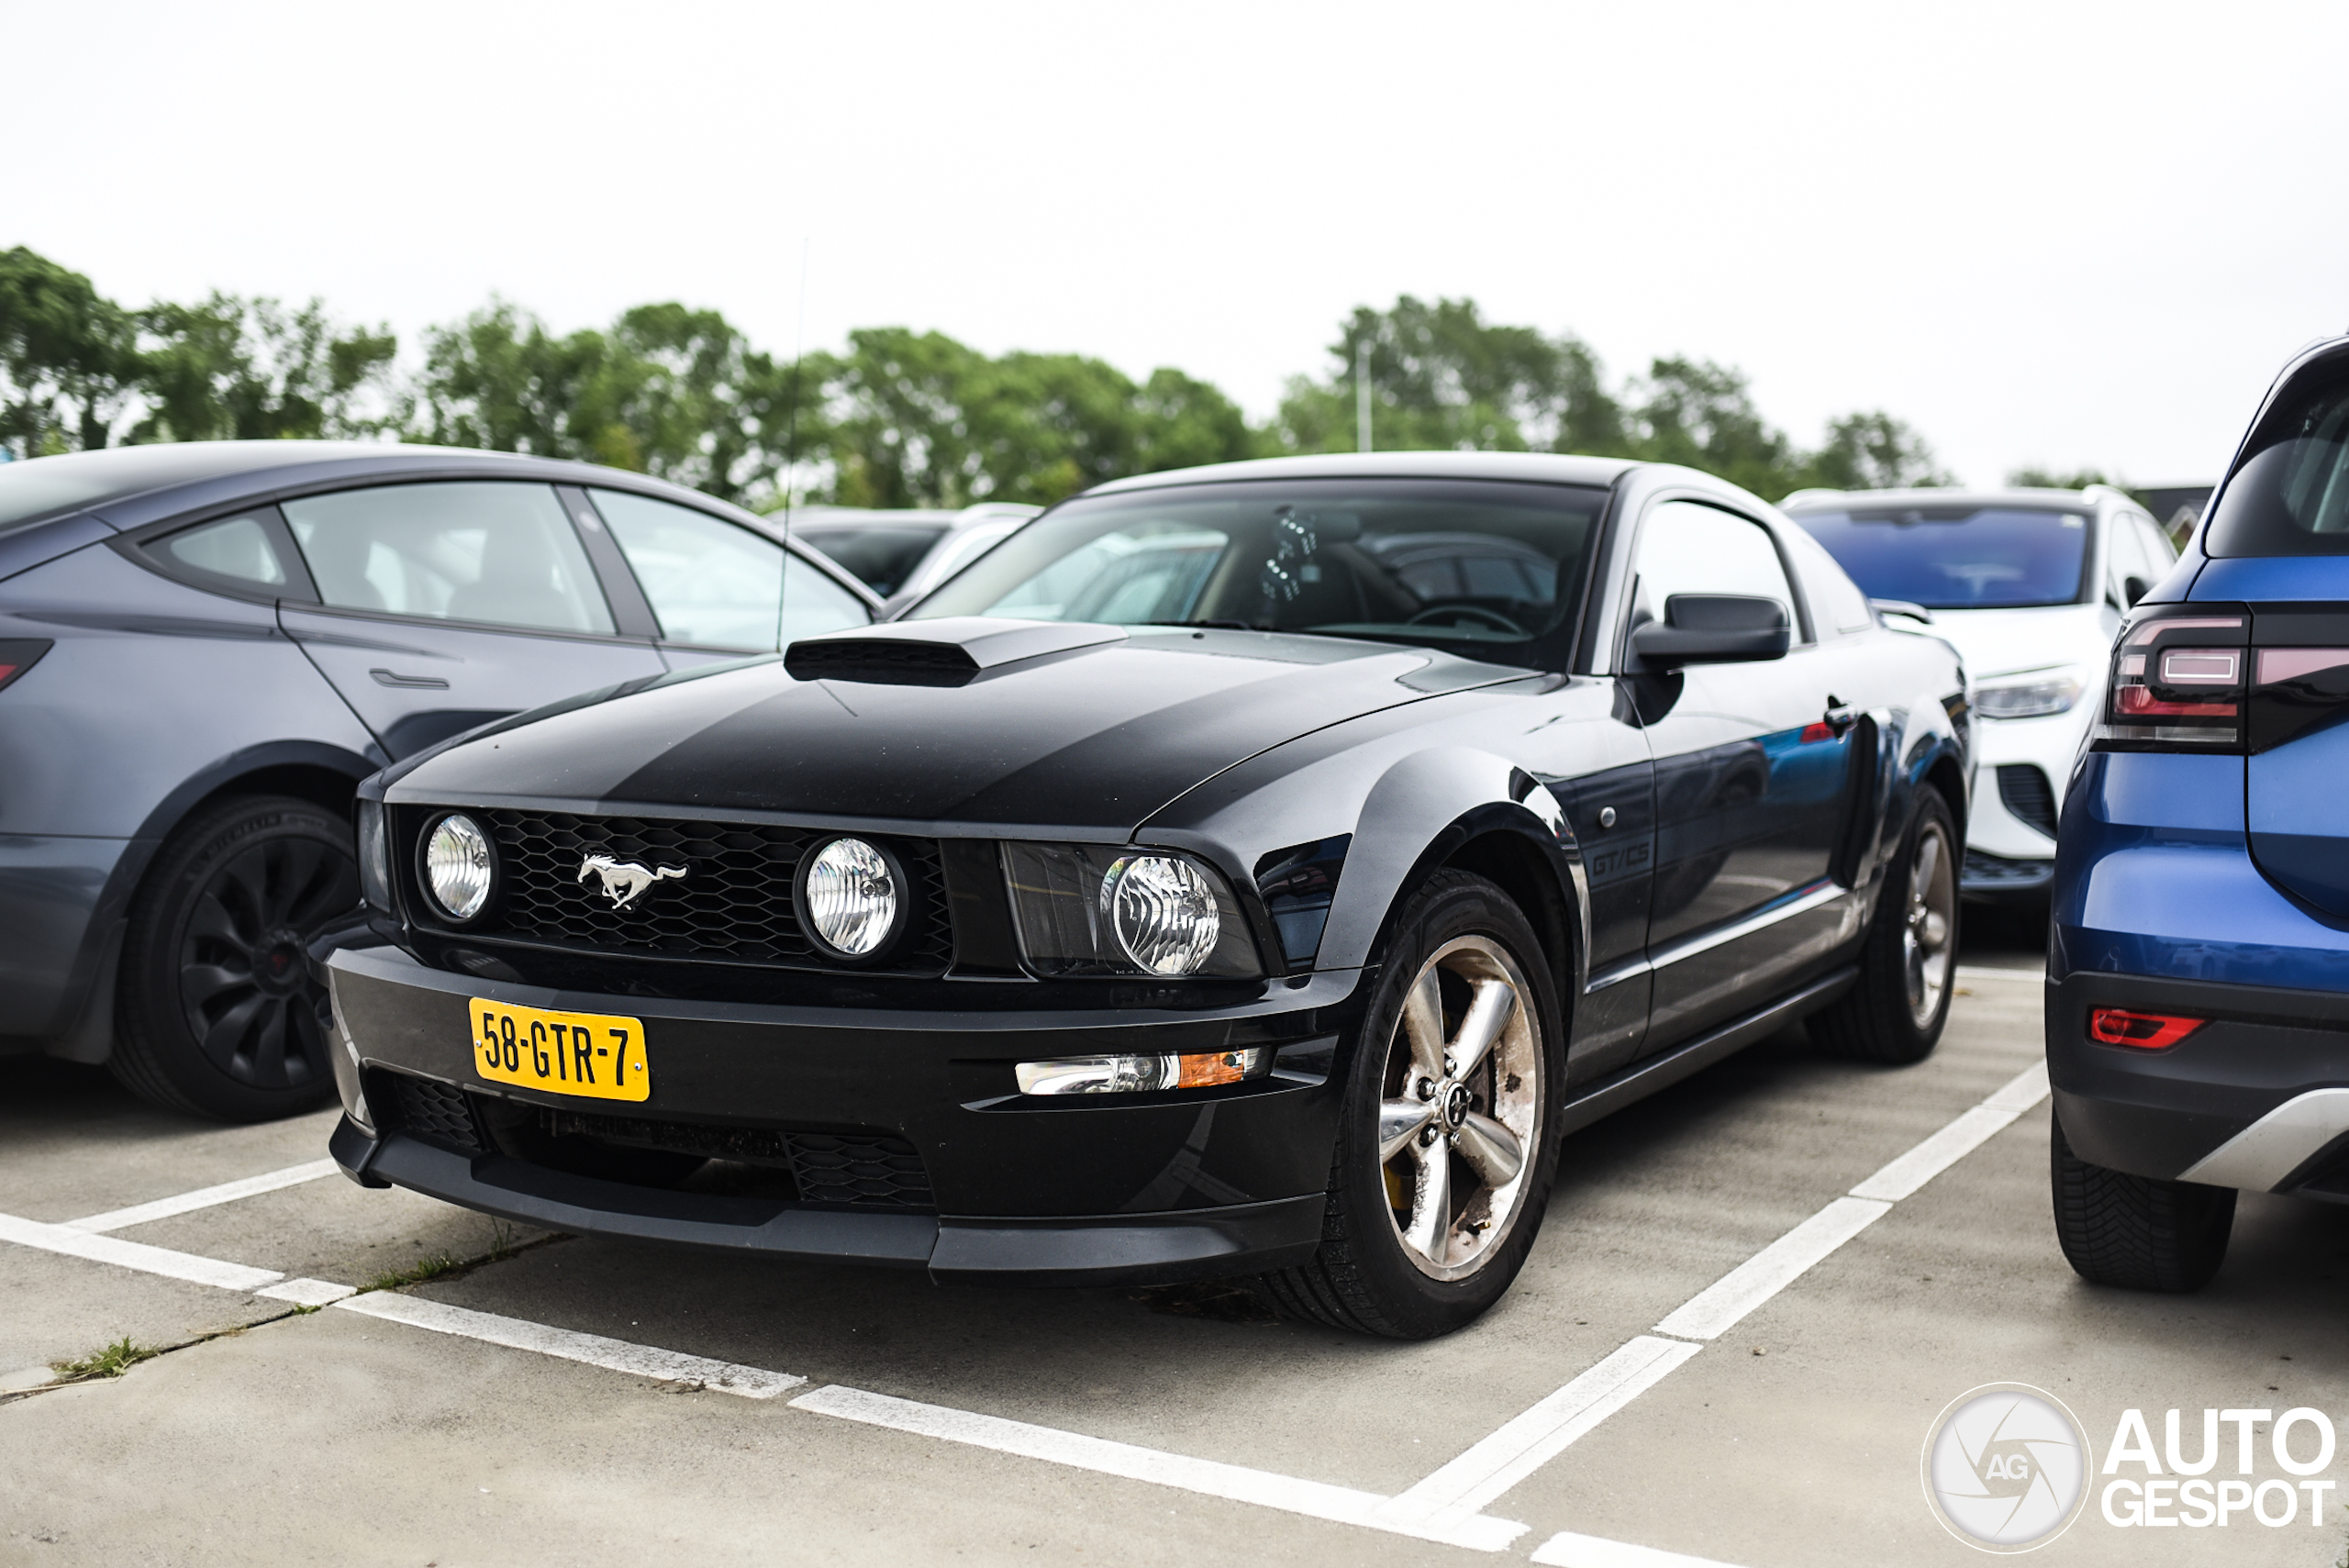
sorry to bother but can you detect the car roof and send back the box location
[1082,450,1640,495]
[0,439,775,535]
[1780,485,2132,514]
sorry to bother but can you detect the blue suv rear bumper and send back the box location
[2048,751,2349,1194]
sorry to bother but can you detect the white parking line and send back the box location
[1849,1062,2051,1203]
[0,1210,284,1294]
[1531,1529,1748,1567]
[1390,1061,2054,1520]
[334,1292,805,1399]
[1378,1338,1701,1526]
[66,1159,340,1233]
[789,1383,1527,1552]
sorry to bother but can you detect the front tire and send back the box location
[1257,870,1564,1340]
[2050,1113,2233,1292]
[1809,787,1958,1065]
[110,795,359,1122]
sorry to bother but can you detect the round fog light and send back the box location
[423,813,494,922]
[801,837,900,957]
[1101,855,1220,975]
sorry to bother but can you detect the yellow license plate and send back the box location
[470,1001,651,1102]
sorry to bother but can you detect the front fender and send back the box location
[1140,740,1587,993]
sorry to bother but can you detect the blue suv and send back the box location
[2051,338,2349,1290]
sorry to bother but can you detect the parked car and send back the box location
[323,450,1969,1338]
[1782,485,2177,900]
[2047,338,2349,1290]
[787,503,1039,604]
[0,441,876,1120]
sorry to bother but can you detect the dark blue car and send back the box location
[2050,337,2349,1289]
[0,442,875,1121]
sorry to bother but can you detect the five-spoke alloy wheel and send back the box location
[1258,869,1564,1339]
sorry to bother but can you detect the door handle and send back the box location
[370,668,451,690]
[1822,695,1858,737]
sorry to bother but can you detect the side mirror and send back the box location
[1630,594,1791,668]
[2123,574,2152,607]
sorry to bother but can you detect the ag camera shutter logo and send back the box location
[1922,1383,2092,1551]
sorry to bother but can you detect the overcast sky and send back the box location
[10,1,2345,486]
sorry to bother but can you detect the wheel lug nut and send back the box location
[1419,1127,1438,1148]
[1416,1079,1436,1101]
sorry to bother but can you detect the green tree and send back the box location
[1624,356,1795,496]
[2006,465,2112,490]
[1796,411,1954,492]
[0,246,139,457]
[411,299,607,457]
[132,293,397,443]
[824,328,986,507]
[1267,295,1627,457]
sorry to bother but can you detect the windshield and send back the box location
[906,478,1606,662]
[795,522,949,595]
[1790,505,2091,609]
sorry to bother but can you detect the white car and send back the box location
[1782,485,2179,899]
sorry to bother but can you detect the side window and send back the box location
[282,483,614,634]
[1778,520,1874,637]
[2103,515,2153,605]
[1632,501,1798,633]
[592,490,869,651]
[153,511,290,589]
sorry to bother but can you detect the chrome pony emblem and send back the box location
[578,853,686,908]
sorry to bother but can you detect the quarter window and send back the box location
[592,490,868,650]
[156,512,287,588]
[282,483,615,634]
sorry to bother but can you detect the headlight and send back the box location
[798,836,902,958]
[1975,670,2086,720]
[1001,842,1261,978]
[422,813,494,922]
[1102,855,1219,974]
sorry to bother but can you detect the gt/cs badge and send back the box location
[578,853,686,908]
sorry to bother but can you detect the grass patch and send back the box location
[51,1336,161,1381]
[362,1251,461,1294]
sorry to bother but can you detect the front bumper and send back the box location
[325,945,1357,1285]
[2046,968,2349,1193]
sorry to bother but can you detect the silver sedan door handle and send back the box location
[370,668,451,690]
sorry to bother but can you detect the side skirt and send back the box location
[1555,964,1858,1139]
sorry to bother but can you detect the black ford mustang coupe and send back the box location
[325,452,1969,1338]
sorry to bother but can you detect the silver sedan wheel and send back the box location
[1376,934,1542,1282]
[1904,816,1956,1029]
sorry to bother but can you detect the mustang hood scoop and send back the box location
[393,622,1529,829]
[784,618,1125,685]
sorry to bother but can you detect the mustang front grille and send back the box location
[455,809,953,972]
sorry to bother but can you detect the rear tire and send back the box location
[2050,1112,2233,1292]
[1809,788,1958,1065]
[1256,870,1564,1340]
[110,795,358,1122]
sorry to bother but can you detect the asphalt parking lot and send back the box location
[6,917,2345,1568]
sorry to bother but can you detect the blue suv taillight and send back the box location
[2095,606,2248,750]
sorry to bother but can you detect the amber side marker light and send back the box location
[2087,1007,2206,1050]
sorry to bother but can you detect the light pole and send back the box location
[1355,338,1373,454]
